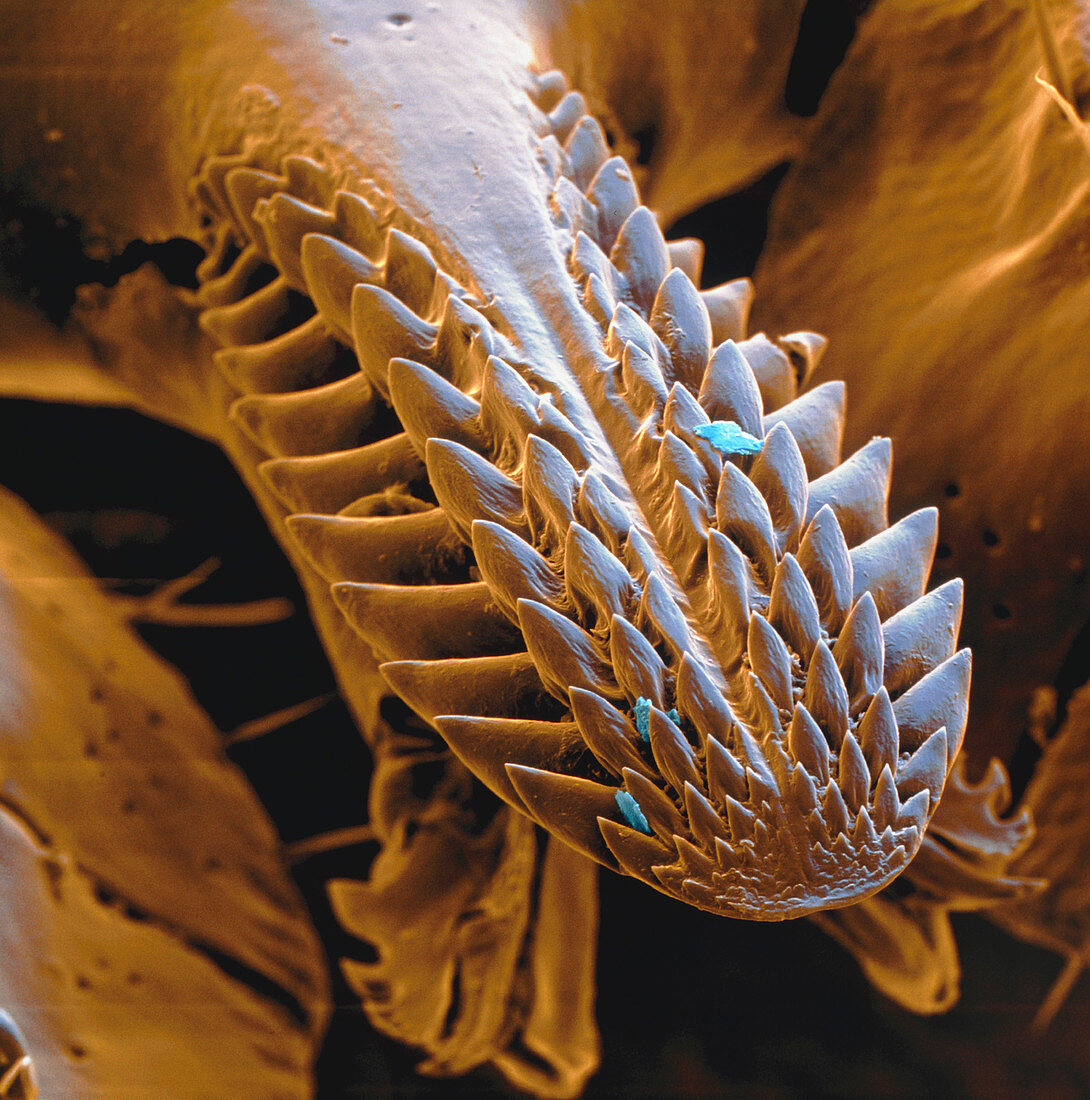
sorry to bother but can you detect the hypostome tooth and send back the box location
[725,796,755,842]
[639,573,692,663]
[547,91,587,143]
[260,433,424,514]
[587,156,639,253]
[223,167,284,251]
[649,267,712,391]
[434,295,500,392]
[838,732,871,813]
[599,817,672,885]
[656,432,709,511]
[747,614,794,711]
[471,519,564,623]
[684,782,727,851]
[585,272,616,327]
[871,764,900,831]
[622,767,688,843]
[283,154,334,207]
[230,370,377,457]
[806,437,892,548]
[213,313,344,395]
[698,339,764,438]
[778,331,828,390]
[706,735,748,806]
[738,334,795,411]
[833,591,885,712]
[895,788,930,832]
[571,229,615,289]
[850,508,939,619]
[570,687,654,780]
[426,438,528,543]
[620,341,669,414]
[764,381,846,479]
[332,580,520,661]
[285,508,465,585]
[523,434,580,550]
[565,523,637,624]
[200,275,300,348]
[891,650,971,761]
[382,228,438,316]
[797,505,854,632]
[551,176,598,237]
[610,207,670,317]
[577,473,631,554]
[822,780,852,839]
[564,115,611,190]
[197,241,266,309]
[253,192,336,291]
[791,762,821,815]
[480,353,540,450]
[667,483,711,586]
[715,461,777,583]
[896,726,948,804]
[787,705,831,784]
[676,653,735,746]
[857,685,899,782]
[882,579,964,697]
[804,640,850,748]
[351,283,437,398]
[706,529,751,671]
[609,300,671,365]
[387,357,484,459]
[532,68,568,111]
[664,383,720,484]
[609,615,668,707]
[299,232,382,342]
[852,807,879,847]
[749,422,808,553]
[517,598,618,702]
[623,526,659,585]
[332,190,384,256]
[666,237,704,285]
[649,707,703,795]
[701,279,754,345]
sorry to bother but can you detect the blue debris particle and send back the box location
[615,789,652,835]
[666,708,681,725]
[693,420,764,456]
[633,696,651,742]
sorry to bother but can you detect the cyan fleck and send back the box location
[666,708,681,725]
[615,789,652,835]
[633,696,651,742]
[693,420,764,456]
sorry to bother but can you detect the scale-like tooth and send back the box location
[427,438,528,543]
[383,651,551,723]
[435,715,585,810]
[896,789,930,832]
[382,228,438,316]
[623,526,659,584]
[621,342,669,413]
[764,381,846,479]
[565,523,638,623]
[833,591,884,712]
[260,433,424,514]
[283,155,334,207]
[698,340,764,437]
[656,432,708,509]
[192,150,250,227]
[639,573,691,663]
[388,357,484,459]
[213,313,344,395]
[505,765,618,867]
[750,422,808,553]
[222,165,284,239]
[427,270,466,322]
[706,735,748,805]
[351,283,437,397]
[838,732,870,812]
[649,707,703,795]
[623,767,688,842]
[806,437,892,548]
[332,580,520,661]
[570,230,615,288]
[609,301,670,364]
[822,780,851,839]
[201,276,299,348]
[664,384,720,483]
[701,279,754,345]
[286,509,465,585]
[715,835,745,871]
[471,519,564,623]
[332,190,384,256]
[852,807,879,848]
[577,473,630,554]
[871,764,900,832]
[725,796,755,842]
[850,508,939,619]
[715,461,777,582]
[738,335,795,411]
[891,650,971,761]
[747,614,794,711]
[797,505,853,632]
[299,233,381,341]
[674,837,717,883]
[587,156,639,253]
[668,483,711,586]
[254,192,336,291]
[882,579,964,697]
[745,674,783,741]
[804,640,850,748]
[551,176,597,237]
[610,207,670,316]
[434,295,501,392]
[547,91,587,143]
[896,726,948,804]
[517,598,618,702]
[230,371,376,457]
[480,353,540,448]
[778,331,828,390]
[538,133,570,184]
[564,115,611,190]
[787,705,831,784]
[857,686,898,780]
[570,687,655,780]
[791,762,821,815]
[684,782,728,851]
[532,68,568,111]
[584,272,616,327]
[649,267,712,390]
[524,435,580,549]
[676,654,735,745]
[768,553,822,663]
[609,615,668,707]
[599,818,673,885]
[666,238,704,285]
[197,240,266,309]
[706,529,750,671]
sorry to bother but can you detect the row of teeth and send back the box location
[188,73,969,919]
